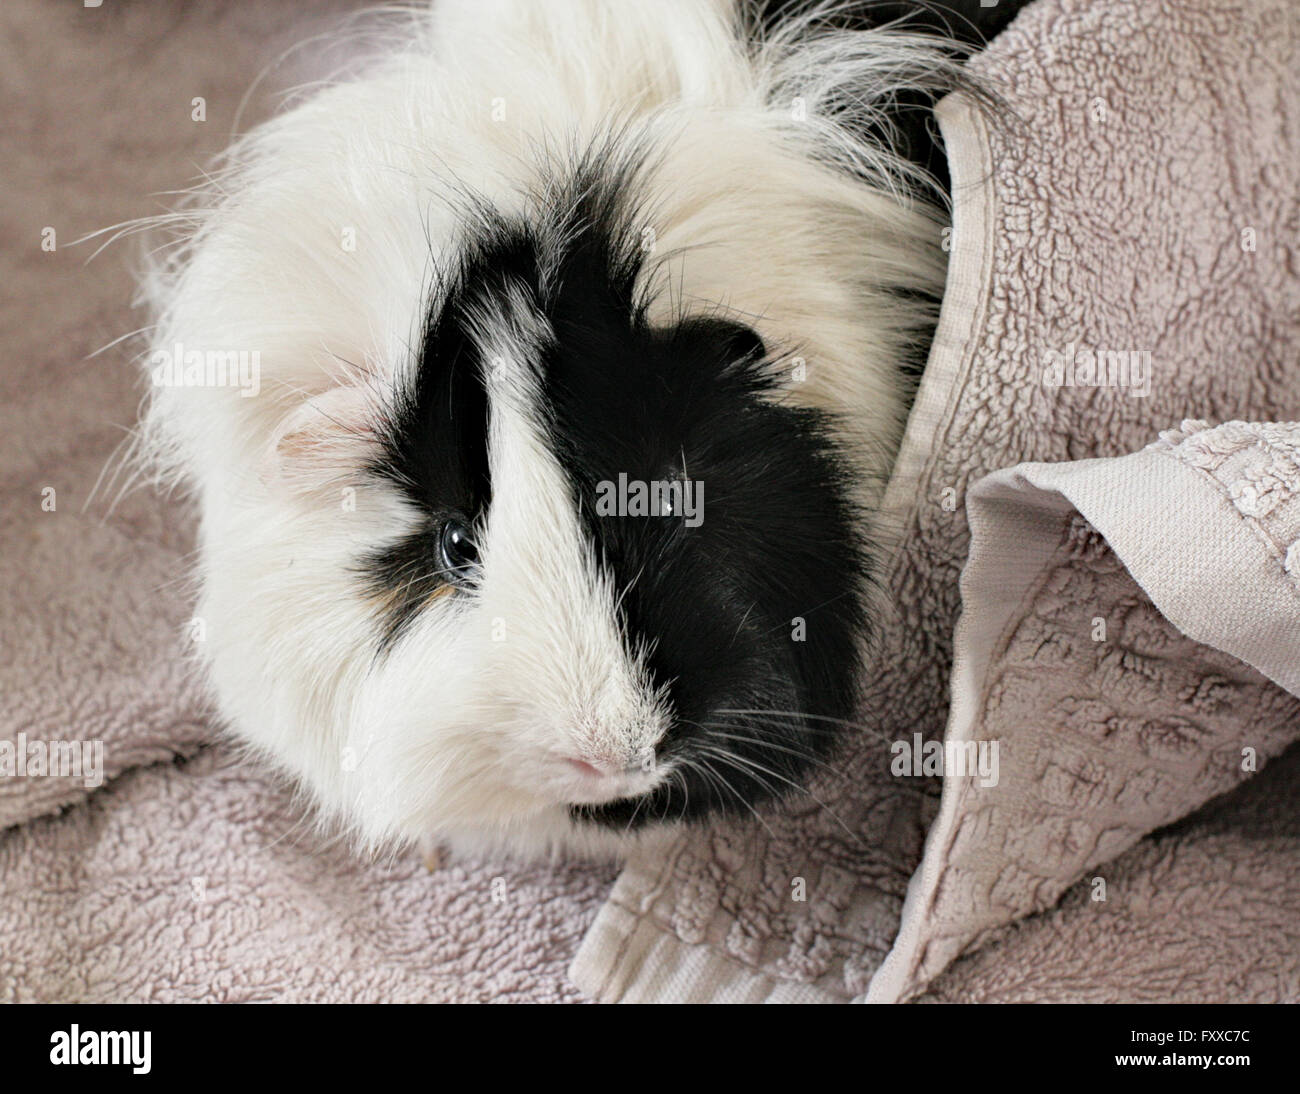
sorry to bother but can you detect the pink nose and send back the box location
[565,758,606,778]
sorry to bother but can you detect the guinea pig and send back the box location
[133,0,1006,861]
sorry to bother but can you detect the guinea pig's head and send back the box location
[218,159,876,858]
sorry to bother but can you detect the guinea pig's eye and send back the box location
[439,518,480,586]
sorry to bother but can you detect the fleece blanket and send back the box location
[3,0,1297,1005]
[572,0,1300,1002]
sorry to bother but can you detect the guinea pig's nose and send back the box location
[564,755,647,779]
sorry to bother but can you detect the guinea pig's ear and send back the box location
[717,320,767,365]
[261,384,378,495]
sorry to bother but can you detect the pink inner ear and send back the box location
[262,384,377,494]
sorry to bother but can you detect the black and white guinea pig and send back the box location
[136,0,1009,860]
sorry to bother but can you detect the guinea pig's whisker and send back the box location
[619,794,648,837]
[695,740,864,845]
[697,727,849,781]
[719,714,937,800]
[695,745,783,798]
[716,708,899,747]
[698,743,825,803]
[678,755,772,852]
[710,712,880,757]
[715,717,942,803]
[697,721,830,763]
[732,720,943,801]
[673,764,692,824]
[686,715,852,795]
[694,747,823,842]
[690,754,780,840]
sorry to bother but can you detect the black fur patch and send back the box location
[362,244,495,650]
[485,152,870,829]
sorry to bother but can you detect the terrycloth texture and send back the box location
[573,0,1300,1003]
[920,735,1300,1003]
[0,0,613,1003]
[872,420,1300,1002]
[0,7,221,829]
[0,749,614,1003]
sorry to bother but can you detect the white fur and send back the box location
[134,0,951,861]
